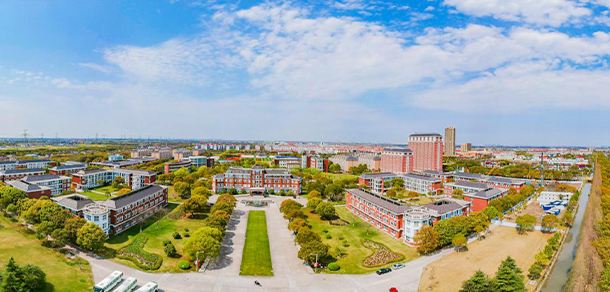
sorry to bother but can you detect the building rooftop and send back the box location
[74,169,108,175]
[486,177,523,185]
[50,163,86,170]
[382,148,412,153]
[423,198,471,215]
[22,174,69,182]
[409,133,442,137]
[0,168,45,175]
[6,180,48,192]
[347,189,410,214]
[359,172,397,179]
[449,181,489,190]
[16,159,52,164]
[402,173,441,182]
[101,184,166,210]
[52,194,96,210]
[452,172,484,180]
[465,188,506,199]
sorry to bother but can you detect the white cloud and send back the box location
[78,63,114,74]
[444,0,591,26]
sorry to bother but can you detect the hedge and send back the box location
[117,236,163,270]
[178,260,191,270]
[328,262,340,271]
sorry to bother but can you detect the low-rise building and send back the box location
[346,189,471,245]
[212,165,302,195]
[172,149,193,160]
[49,162,87,175]
[273,156,301,170]
[187,156,215,169]
[6,180,51,199]
[130,149,153,158]
[462,188,509,212]
[91,157,157,169]
[402,173,442,195]
[301,155,329,172]
[108,154,124,161]
[485,177,525,191]
[419,170,454,183]
[151,149,173,159]
[0,168,46,182]
[71,169,157,191]
[21,174,71,196]
[52,184,168,235]
[444,181,489,195]
[537,191,573,204]
[358,172,399,194]
[0,159,55,171]
[163,160,192,174]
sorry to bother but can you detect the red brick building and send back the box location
[49,163,87,175]
[462,188,509,212]
[0,168,46,182]
[212,165,302,195]
[408,133,443,172]
[380,148,413,174]
[6,180,51,199]
[301,155,329,172]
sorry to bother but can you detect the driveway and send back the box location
[79,195,451,292]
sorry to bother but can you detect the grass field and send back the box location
[167,186,185,203]
[79,190,113,201]
[308,206,419,274]
[406,196,435,206]
[418,226,552,292]
[321,173,359,181]
[104,203,210,272]
[0,216,94,292]
[91,185,119,194]
[240,210,273,276]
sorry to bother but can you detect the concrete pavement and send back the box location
[79,195,451,292]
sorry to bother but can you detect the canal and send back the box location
[541,183,592,292]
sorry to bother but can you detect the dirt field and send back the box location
[504,199,559,225]
[419,226,552,292]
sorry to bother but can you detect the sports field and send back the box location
[419,226,552,292]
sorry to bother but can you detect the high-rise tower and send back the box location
[444,126,456,156]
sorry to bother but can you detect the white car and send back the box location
[392,263,405,270]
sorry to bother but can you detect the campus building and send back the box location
[52,184,168,235]
[0,159,55,171]
[49,162,87,175]
[346,189,471,245]
[5,180,51,199]
[151,149,173,159]
[301,155,329,172]
[172,149,193,160]
[21,174,71,196]
[273,156,301,170]
[0,168,46,182]
[162,156,214,174]
[71,169,157,191]
[329,153,380,172]
[163,160,192,174]
[444,181,490,194]
[402,173,443,195]
[419,170,454,183]
[358,172,400,194]
[408,133,443,172]
[130,149,153,158]
[212,164,302,195]
[380,148,413,174]
[91,157,157,169]
[461,143,473,153]
[462,188,509,212]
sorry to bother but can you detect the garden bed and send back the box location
[362,239,404,267]
[117,236,163,270]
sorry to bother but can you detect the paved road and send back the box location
[79,196,452,292]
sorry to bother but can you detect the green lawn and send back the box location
[240,210,273,276]
[79,190,113,201]
[104,203,210,272]
[321,173,359,181]
[0,216,94,292]
[91,185,119,194]
[307,206,419,274]
[167,186,185,203]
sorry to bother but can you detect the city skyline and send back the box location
[2,1,610,145]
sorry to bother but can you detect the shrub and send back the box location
[184,228,190,232]
[183,232,190,238]
[163,240,172,246]
[164,243,178,258]
[322,228,329,233]
[178,260,191,270]
[326,234,332,239]
[117,237,163,270]
[173,232,182,239]
[328,262,340,271]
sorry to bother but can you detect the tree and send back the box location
[174,182,191,199]
[288,218,308,234]
[298,241,329,265]
[192,226,224,242]
[534,252,550,267]
[386,189,397,198]
[324,183,344,201]
[414,225,439,254]
[211,201,233,215]
[191,186,211,199]
[328,164,341,173]
[63,216,87,243]
[1,258,24,292]
[51,229,70,246]
[306,198,323,210]
[21,264,47,291]
[391,177,405,189]
[452,233,467,252]
[599,268,610,291]
[174,167,190,179]
[111,176,125,189]
[460,270,494,292]
[516,214,536,234]
[308,190,322,199]
[164,242,178,258]
[96,179,106,187]
[541,215,559,232]
[183,233,221,261]
[0,186,27,210]
[494,256,525,292]
[116,188,131,196]
[474,225,485,240]
[452,189,464,199]
[315,202,337,220]
[295,227,321,245]
[76,222,106,251]
[527,263,543,280]
[280,199,303,214]
[284,209,307,221]
[183,195,209,215]
[217,193,237,207]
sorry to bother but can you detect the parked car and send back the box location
[392,263,405,270]
[376,268,392,275]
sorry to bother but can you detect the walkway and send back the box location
[79,195,451,292]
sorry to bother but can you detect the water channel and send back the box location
[541,183,592,292]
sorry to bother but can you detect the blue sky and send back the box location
[1,0,610,146]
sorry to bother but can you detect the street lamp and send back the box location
[310,253,319,272]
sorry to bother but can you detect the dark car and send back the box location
[376,268,392,275]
